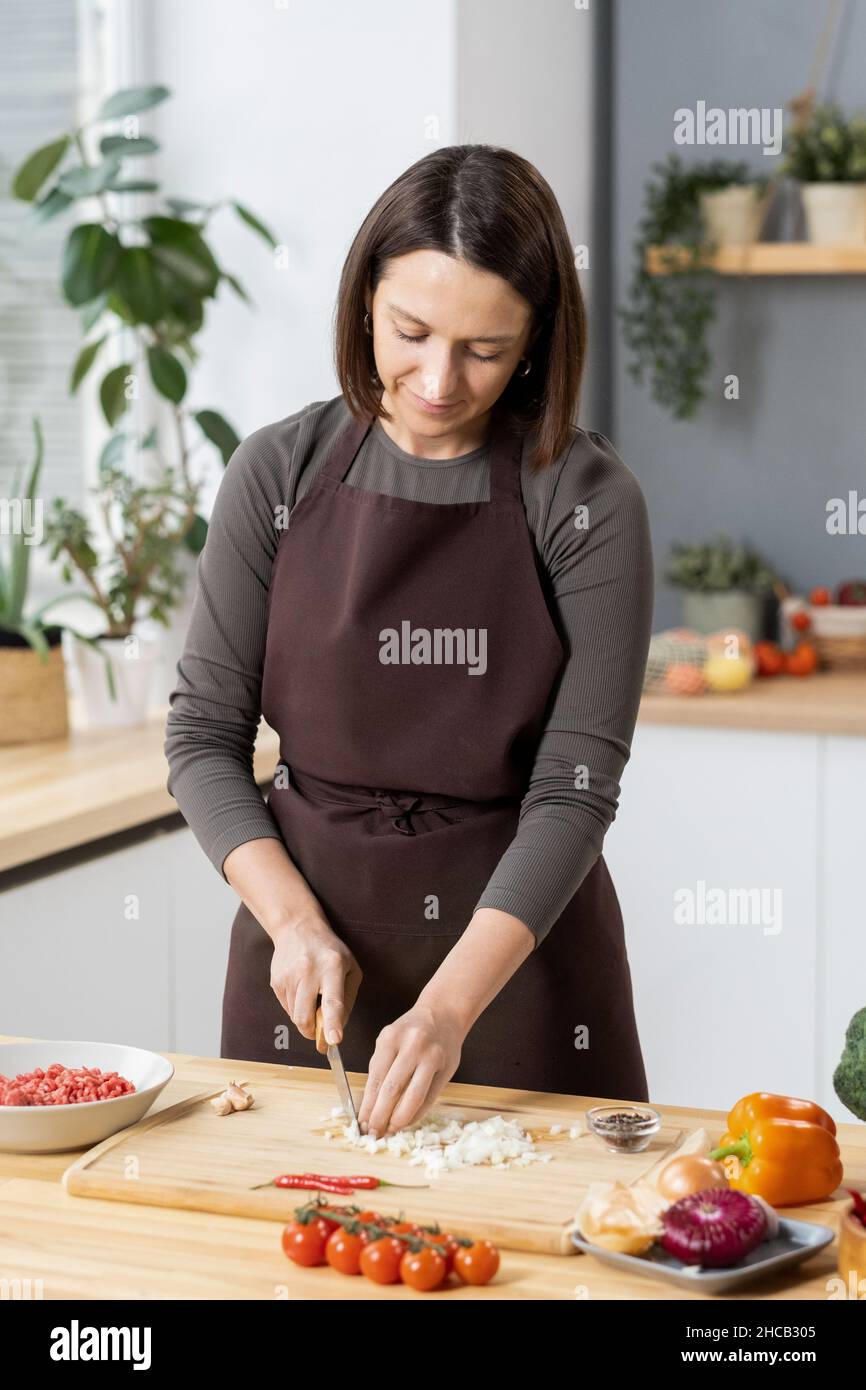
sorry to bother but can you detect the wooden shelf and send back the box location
[645,242,866,275]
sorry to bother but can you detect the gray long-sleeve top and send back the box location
[164,393,654,947]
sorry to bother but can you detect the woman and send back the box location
[164,144,654,1139]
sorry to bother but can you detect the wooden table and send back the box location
[1,1037,862,1301]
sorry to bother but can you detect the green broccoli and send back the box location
[833,1007,866,1122]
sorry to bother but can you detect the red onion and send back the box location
[660,1188,768,1267]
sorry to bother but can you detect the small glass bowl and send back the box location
[586,1103,661,1153]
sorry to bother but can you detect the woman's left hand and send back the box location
[357,1002,466,1137]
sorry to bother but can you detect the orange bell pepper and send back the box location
[709,1092,843,1207]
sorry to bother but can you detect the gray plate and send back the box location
[571,1216,835,1293]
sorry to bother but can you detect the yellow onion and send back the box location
[656,1154,728,1203]
[575,1181,667,1254]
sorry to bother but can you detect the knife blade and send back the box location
[315,1003,359,1126]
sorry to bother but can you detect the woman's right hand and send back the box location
[269,913,362,1047]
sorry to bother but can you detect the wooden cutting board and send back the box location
[62,1070,694,1255]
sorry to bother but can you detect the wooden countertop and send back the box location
[640,669,866,737]
[1,671,864,876]
[0,703,280,874]
[1,1036,862,1300]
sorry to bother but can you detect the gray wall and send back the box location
[613,0,866,630]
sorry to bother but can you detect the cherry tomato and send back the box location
[435,1234,463,1275]
[388,1221,417,1236]
[282,1221,328,1267]
[753,640,784,677]
[454,1240,500,1286]
[784,641,819,676]
[417,1232,457,1274]
[351,1210,387,1244]
[791,609,811,631]
[326,1228,364,1275]
[400,1246,447,1292]
[360,1236,405,1284]
[809,587,831,606]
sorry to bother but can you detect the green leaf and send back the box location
[106,290,137,325]
[97,85,171,120]
[99,431,128,472]
[80,291,109,333]
[182,513,209,555]
[100,363,133,427]
[69,335,107,392]
[32,187,74,223]
[232,201,277,249]
[116,246,165,323]
[164,196,208,217]
[104,178,159,193]
[57,159,123,197]
[221,271,251,303]
[143,216,220,296]
[99,134,159,156]
[195,410,240,466]
[11,135,70,200]
[62,224,121,306]
[147,345,186,404]
[154,275,204,335]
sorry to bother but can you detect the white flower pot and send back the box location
[699,185,766,245]
[800,183,866,244]
[71,632,161,728]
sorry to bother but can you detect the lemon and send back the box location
[703,653,752,692]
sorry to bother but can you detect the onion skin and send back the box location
[656,1154,728,1203]
[660,1188,768,1267]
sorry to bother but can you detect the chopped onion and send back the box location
[333,1111,555,1178]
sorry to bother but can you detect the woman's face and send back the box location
[367,249,534,436]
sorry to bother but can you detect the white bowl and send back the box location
[0,1041,174,1153]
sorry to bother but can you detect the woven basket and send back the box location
[812,634,866,671]
[0,640,69,743]
[781,596,866,672]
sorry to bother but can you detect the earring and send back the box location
[364,311,372,334]
[518,357,531,376]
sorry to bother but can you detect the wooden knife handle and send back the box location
[315,1002,328,1055]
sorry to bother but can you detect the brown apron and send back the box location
[220,406,648,1102]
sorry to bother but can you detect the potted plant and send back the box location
[664,532,780,642]
[619,155,767,420]
[699,172,771,246]
[42,440,199,727]
[0,418,108,744]
[782,103,866,244]
[11,83,278,699]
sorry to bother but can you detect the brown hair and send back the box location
[333,145,586,472]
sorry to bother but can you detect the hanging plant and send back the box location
[618,154,757,420]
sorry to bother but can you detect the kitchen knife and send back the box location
[315,1003,359,1127]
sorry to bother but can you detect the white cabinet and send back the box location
[0,823,238,1058]
[162,826,239,1057]
[0,836,173,1049]
[604,721,859,1124]
[821,737,866,1121]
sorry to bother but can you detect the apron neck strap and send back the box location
[321,410,522,503]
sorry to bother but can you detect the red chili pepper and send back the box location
[252,1170,429,1193]
[301,1167,378,1189]
[270,1174,356,1194]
